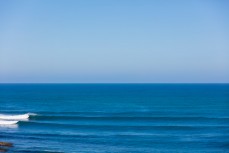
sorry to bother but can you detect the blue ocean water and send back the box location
[0,84,229,153]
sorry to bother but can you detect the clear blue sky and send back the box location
[0,0,228,83]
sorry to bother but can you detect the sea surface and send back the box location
[0,84,229,153]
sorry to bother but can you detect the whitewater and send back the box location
[0,113,35,125]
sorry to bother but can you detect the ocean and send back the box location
[0,84,229,153]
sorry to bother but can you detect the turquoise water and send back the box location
[0,84,229,153]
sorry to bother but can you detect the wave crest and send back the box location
[0,113,37,126]
[0,114,30,120]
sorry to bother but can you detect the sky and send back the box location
[0,0,228,83]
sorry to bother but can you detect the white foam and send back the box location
[0,124,18,128]
[0,120,18,125]
[28,113,37,116]
[0,113,30,120]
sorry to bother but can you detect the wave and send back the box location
[3,130,228,138]
[0,113,36,120]
[19,121,229,130]
[0,120,18,125]
[30,115,229,121]
[0,113,37,126]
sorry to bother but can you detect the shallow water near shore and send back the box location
[0,84,229,153]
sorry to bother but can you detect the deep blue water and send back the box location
[0,84,229,153]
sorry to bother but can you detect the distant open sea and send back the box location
[0,84,229,153]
